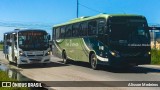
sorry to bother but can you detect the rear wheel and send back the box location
[7,55,12,64]
[90,53,99,70]
[62,51,68,64]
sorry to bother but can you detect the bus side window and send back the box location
[14,34,17,48]
[3,34,6,53]
[98,20,105,34]
[88,20,97,36]
[52,28,55,40]
[66,25,72,37]
[72,23,79,37]
[7,34,11,46]
[80,22,87,36]
[55,27,60,39]
[60,26,65,38]
[3,34,6,45]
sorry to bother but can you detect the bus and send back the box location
[52,14,151,69]
[3,29,51,67]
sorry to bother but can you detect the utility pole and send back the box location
[77,0,79,18]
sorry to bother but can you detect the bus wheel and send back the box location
[62,51,68,64]
[7,55,11,64]
[15,58,21,68]
[16,62,21,68]
[9,61,12,64]
[90,53,98,70]
[17,64,21,68]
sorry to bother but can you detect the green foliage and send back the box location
[0,70,30,90]
[0,44,3,50]
[151,49,160,65]
[0,71,16,81]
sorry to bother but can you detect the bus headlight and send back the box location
[148,52,151,55]
[144,51,151,57]
[45,51,50,56]
[19,51,25,56]
[110,51,120,57]
[111,52,116,56]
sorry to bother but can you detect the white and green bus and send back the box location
[3,29,51,67]
[52,14,151,69]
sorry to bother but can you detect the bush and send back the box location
[0,40,3,44]
[0,44,3,50]
[151,49,160,65]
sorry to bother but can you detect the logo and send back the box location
[2,82,11,87]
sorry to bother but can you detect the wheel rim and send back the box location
[91,54,97,69]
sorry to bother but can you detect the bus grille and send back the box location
[27,54,44,56]
[29,59,41,61]
[27,55,35,56]
[36,54,44,56]
[121,52,141,57]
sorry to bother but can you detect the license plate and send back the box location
[30,61,39,63]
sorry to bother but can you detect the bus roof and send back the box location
[4,29,47,34]
[53,14,145,28]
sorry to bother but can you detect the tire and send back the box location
[9,61,12,64]
[17,64,21,68]
[7,55,12,64]
[90,53,99,70]
[62,51,68,64]
[15,58,21,68]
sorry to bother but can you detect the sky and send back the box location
[0,0,160,24]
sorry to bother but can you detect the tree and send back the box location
[0,40,3,44]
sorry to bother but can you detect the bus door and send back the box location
[3,34,8,59]
[11,33,17,61]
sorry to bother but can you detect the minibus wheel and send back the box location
[15,57,21,68]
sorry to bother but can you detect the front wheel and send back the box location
[15,58,21,68]
[62,51,68,64]
[17,64,21,68]
[90,53,99,70]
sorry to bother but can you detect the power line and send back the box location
[76,0,104,18]
[78,3,103,14]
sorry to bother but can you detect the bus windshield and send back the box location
[18,31,49,51]
[109,17,150,45]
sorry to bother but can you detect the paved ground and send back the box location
[0,51,160,90]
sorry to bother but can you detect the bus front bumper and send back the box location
[97,55,151,67]
[18,56,51,64]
